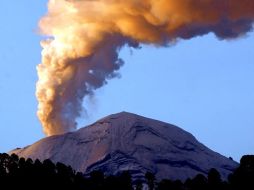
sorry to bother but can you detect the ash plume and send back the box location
[37,0,254,136]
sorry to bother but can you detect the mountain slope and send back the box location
[10,112,238,181]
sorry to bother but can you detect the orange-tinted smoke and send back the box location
[37,0,254,136]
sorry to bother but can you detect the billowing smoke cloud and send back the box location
[37,0,254,136]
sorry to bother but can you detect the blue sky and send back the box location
[0,1,253,161]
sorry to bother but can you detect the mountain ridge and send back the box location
[10,111,238,181]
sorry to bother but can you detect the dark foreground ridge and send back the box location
[10,112,238,181]
[0,153,254,190]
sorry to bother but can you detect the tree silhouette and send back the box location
[135,180,143,190]
[229,155,254,190]
[189,174,208,190]
[208,168,222,190]
[0,153,254,190]
[157,179,173,190]
[145,172,155,190]
[89,170,105,190]
[118,171,133,190]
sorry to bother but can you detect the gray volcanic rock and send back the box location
[10,112,238,181]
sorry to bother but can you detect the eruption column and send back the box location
[37,0,254,136]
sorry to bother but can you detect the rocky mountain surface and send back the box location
[10,112,238,181]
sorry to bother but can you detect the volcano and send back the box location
[10,112,238,181]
